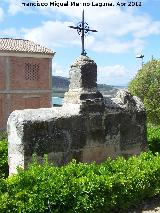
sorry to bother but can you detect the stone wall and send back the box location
[7,56,147,175]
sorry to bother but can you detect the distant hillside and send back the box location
[52,76,69,89]
[52,76,113,91]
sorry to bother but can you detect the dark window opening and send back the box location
[25,63,40,81]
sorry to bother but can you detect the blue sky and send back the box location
[0,0,160,86]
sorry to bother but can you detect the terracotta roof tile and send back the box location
[0,38,54,55]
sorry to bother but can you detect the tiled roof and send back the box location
[0,38,54,55]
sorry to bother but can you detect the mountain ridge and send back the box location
[52,76,113,91]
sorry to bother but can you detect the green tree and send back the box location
[128,59,160,125]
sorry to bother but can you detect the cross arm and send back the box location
[69,26,98,32]
[68,26,80,30]
[88,29,98,32]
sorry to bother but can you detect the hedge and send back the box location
[0,152,160,213]
[147,126,160,154]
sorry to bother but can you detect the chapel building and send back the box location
[0,38,55,130]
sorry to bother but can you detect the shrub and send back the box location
[128,59,160,125]
[0,131,7,141]
[1,152,160,213]
[0,137,8,179]
[147,126,160,154]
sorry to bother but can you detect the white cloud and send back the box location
[18,0,160,54]
[7,0,23,15]
[96,10,160,38]
[5,0,34,15]
[52,62,130,85]
[30,0,160,38]
[86,37,145,54]
[22,19,145,55]
[3,0,160,55]
[1,0,158,86]
[52,62,68,77]
[99,65,127,78]
[23,20,80,49]
[133,20,160,37]
[97,64,131,85]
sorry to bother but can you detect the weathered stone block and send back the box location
[63,56,105,113]
[8,56,147,175]
[69,56,97,89]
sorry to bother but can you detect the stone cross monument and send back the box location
[7,12,147,175]
[66,10,104,112]
[7,53,147,175]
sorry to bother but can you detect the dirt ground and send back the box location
[127,196,160,213]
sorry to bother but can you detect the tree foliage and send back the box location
[128,59,160,125]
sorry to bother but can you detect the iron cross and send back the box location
[69,10,97,56]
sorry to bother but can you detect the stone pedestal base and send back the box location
[63,89,105,112]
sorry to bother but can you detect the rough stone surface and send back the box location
[63,55,105,112]
[8,56,147,175]
[68,55,97,89]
